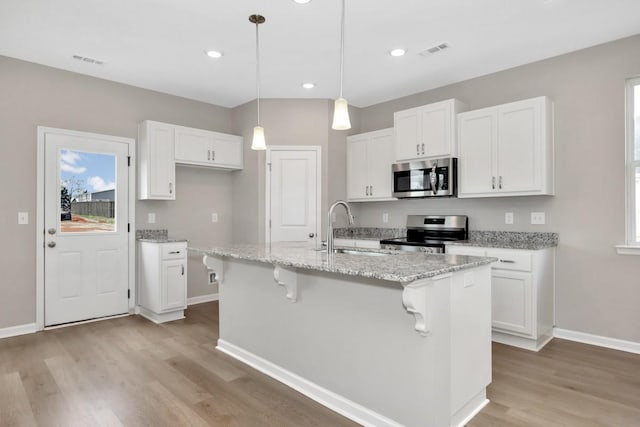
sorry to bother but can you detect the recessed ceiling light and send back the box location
[389,48,407,57]
[205,50,223,58]
[302,82,315,89]
[292,0,312,4]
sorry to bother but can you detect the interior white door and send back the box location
[44,131,130,326]
[268,147,320,244]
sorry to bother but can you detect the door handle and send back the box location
[47,241,56,248]
[48,228,56,235]
[308,233,315,238]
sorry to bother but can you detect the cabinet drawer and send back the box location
[486,249,531,271]
[447,246,486,257]
[161,243,186,260]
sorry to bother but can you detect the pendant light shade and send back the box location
[332,0,351,130]
[251,125,266,150]
[250,14,267,150]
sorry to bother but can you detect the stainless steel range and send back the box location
[380,215,468,253]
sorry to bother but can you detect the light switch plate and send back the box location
[148,213,156,224]
[382,213,389,223]
[505,212,514,225]
[18,212,28,225]
[211,213,218,223]
[531,212,546,225]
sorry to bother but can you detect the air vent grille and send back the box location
[420,43,449,56]
[72,55,104,65]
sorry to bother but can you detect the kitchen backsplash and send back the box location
[136,229,168,240]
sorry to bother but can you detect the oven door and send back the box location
[392,158,456,198]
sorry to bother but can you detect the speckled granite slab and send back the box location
[452,231,558,250]
[190,242,495,284]
[136,229,188,243]
[333,227,406,240]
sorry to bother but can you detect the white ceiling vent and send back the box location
[419,43,449,56]
[72,54,104,65]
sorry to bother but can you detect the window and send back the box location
[625,78,640,245]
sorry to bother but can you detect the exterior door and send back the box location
[267,147,320,244]
[44,130,130,326]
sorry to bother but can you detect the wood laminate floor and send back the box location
[0,302,639,427]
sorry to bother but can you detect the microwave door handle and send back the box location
[430,164,438,195]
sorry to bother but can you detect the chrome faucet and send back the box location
[327,200,354,254]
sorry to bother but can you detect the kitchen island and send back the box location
[191,243,496,427]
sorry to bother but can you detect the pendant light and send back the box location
[332,0,351,130]
[250,14,267,150]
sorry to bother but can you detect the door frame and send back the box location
[265,145,321,244]
[36,126,136,330]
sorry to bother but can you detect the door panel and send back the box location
[268,148,319,244]
[491,271,533,336]
[44,131,129,326]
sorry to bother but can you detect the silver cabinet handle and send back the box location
[207,150,210,160]
[212,150,215,161]
[499,259,516,263]
[181,264,185,275]
[499,176,503,190]
[365,186,369,196]
[370,185,373,195]
[169,182,173,194]
[421,143,425,155]
[47,241,56,248]
[169,251,181,254]
[416,144,420,155]
[492,176,495,190]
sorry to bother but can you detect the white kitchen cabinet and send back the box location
[457,96,554,198]
[448,245,555,351]
[394,99,467,161]
[138,121,176,200]
[347,128,395,201]
[138,241,187,323]
[174,126,243,170]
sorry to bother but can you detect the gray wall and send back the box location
[230,99,360,243]
[352,34,640,343]
[0,55,233,328]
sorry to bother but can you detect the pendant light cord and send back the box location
[255,21,261,125]
[339,0,345,98]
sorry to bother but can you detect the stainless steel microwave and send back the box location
[392,157,457,198]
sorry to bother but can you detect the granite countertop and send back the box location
[450,231,558,250]
[189,242,496,284]
[136,229,187,243]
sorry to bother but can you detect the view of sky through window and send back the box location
[60,150,115,200]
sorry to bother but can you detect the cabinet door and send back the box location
[496,98,543,193]
[421,102,452,158]
[367,130,394,199]
[161,259,186,311]
[346,135,369,200]
[491,270,533,336]
[394,107,421,161]
[174,126,214,165]
[144,121,175,200]
[211,133,243,169]
[457,108,497,197]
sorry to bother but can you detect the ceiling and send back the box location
[2,0,640,108]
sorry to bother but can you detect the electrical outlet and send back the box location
[148,213,156,224]
[382,213,389,223]
[531,212,546,225]
[211,213,218,223]
[505,212,514,225]
[18,212,28,225]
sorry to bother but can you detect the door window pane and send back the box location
[636,167,640,242]
[59,149,116,233]
[635,85,640,161]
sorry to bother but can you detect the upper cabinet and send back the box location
[347,128,395,201]
[457,96,554,198]
[394,99,467,161]
[138,121,176,200]
[174,126,243,170]
[138,120,243,200]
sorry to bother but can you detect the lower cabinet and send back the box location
[448,245,555,351]
[138,241,188,323]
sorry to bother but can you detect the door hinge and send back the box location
[267,162,272,172]
[127,289,131,299]
[127,156,131,167]
[127,223,130,233]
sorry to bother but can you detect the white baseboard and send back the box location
[216,339,403,427]
[554,328,640,355]
[187,293,219,306]
[0,322,37,339]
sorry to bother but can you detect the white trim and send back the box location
[554,328,640,355]
[36,126,136,330]
[187,293,219,305]
[44,313,130,330]
[492,330,554,352]
[0,323,38,340]
[615,244,640,255]
[138,307,185,324]
[265,145,322,245]
[451,391,489,427]
[624,78,640,245]
[217,339,404,427]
